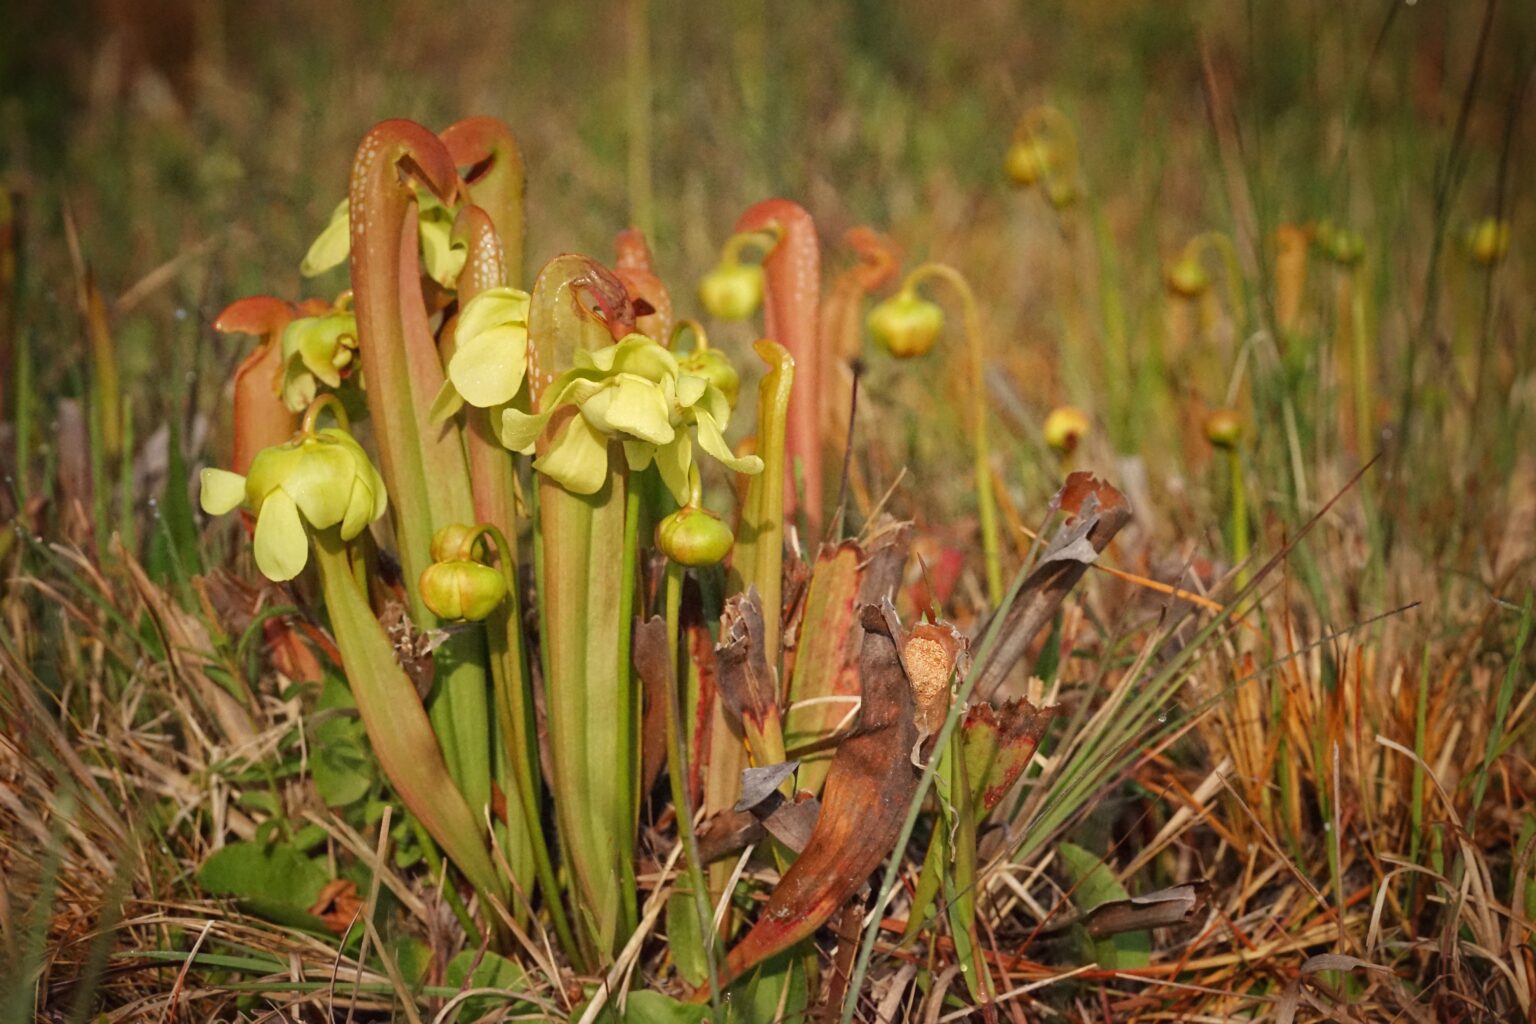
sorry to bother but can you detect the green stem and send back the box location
[903,263,1003,606]
[474,523,581,967]
[1229,445,1249,592]
[665,560,725,1020]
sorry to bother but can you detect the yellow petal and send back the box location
[253,489,309,581]
[199,468,248,516]
[300,199,351,278]
[533,414,610,495]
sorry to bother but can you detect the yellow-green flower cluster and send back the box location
[280,306,359,411]
[501,334,762,501]
[200,427,387,581]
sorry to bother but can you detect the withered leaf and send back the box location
[693,598,918,1000]
[735,761,801,813]
[972,473,1132,698]
[1081,881,1211,939]
[632,616,671,798]
[716,587,780,730]
[961,698,1055,813]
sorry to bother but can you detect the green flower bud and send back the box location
[1043,406,1089,455]
[419,560,508,621]
[698,262,764,321]
[1164,254,1210,299]
[655,506,735,567]
[1466,217,1510,267]
[430,523,479,563]
[1046,178,1080,211]
[867,291,945,359]
[1205,408,1243,449]
[678,348,742,410]
[1003,138,1049,188]
[1315,220,1363,266]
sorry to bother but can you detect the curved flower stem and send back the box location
[720,227,781,267]
[470,523,582,967]
[664,558,724,1019]
[300,392,351,435]
[903,262,1004,606]
[1185,231,1247,331]
[670,318,710,352]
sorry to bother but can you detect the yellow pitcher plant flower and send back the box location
[500,334,762,502]
[279,296,359,411]
[199,396,387,581]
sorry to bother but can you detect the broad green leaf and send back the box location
[442,949,531,1020]
[1057,841,1151,969]
[198,840,327,910]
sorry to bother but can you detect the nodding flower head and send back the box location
[1164,253,1211,299]
[1043,406,1090,456]
[199,417,387,581]
[1466,217,1511,267]
[655,505,735,567]
[279,297,359,411]
[1204,408,1244,450]
[867,289,944,359]
[1004,136,1052,188]
[677,346,742,410]
[697,261,764,321]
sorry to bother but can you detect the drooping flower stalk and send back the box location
[873,262,1004,606]
[734,199,822,538]
[347,119,492,829]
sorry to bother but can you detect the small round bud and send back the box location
[867,291,945,359]
[655,506,735,567]
[679,347,742,409]
[430,523,478,563]
[1315,220,1363,266]
[1205,408,1243,449]
[419,560,508,621]
[698,262,764,321]
[1466,217,1510,267]
[1046,179,1079,211]
[1003,138,1049,188]
[1043,406,1090,455]
[1164,254,1210,299]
